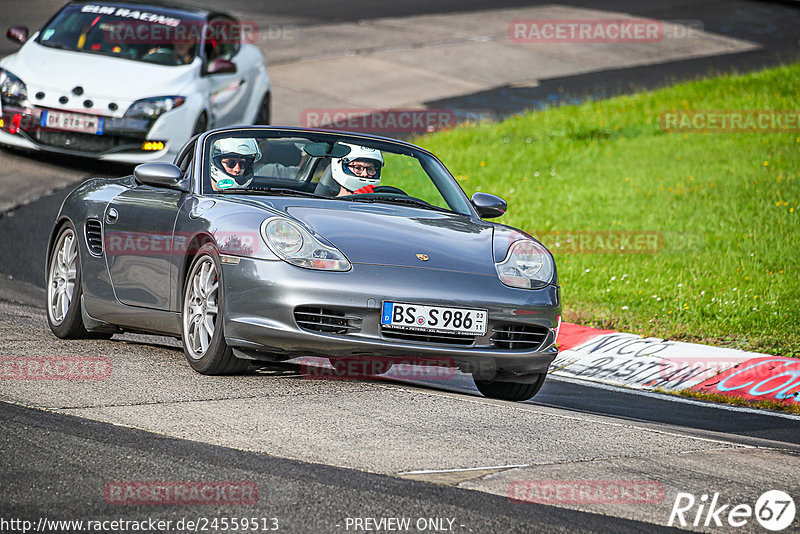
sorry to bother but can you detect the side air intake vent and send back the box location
[491,323,549,351]
[294,306,362,334]
[85,219,103,255]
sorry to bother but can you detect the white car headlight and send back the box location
[261,218,351,271]
[0,69,28,107]
[495,239,555,289]
[123,96,186,121]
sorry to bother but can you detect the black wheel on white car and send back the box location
[181,244,248,374]
[473,373,547,402]
[254,91,270,125]
[192,112,208,136]
[46,223,91,339]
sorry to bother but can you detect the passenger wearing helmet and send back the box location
[210,138,262,191]
[331,144,384,196]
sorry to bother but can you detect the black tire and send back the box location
[473,373,547,402]
[46,223,92,339]
[254,91,270,125]
[192,112,208,136]
[181,244,248,374]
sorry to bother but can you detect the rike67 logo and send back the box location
[669,490,795,531]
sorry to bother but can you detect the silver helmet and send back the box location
[210,137,262,189]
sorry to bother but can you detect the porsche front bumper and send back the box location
[222,257,561,379]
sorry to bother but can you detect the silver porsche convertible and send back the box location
[46,127,561,401]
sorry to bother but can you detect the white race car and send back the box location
[0,1,270,163]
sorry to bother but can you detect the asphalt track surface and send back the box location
[1,400,682,534]
[1,1,800,533]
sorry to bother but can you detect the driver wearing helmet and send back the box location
[210,138,262,191]
[331,144,384,196]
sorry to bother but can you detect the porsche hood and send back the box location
[284,204,497,275]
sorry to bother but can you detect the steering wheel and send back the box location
[372,185,408,195]
[141,48,185,66]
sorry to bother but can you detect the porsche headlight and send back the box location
[123,96,185,120]
[0,69,28,107]
[262,218,351,271]
[495,239,555,289]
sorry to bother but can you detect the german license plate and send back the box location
[381,301,487,335]
[41,110,104,135]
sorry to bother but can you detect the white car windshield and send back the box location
[36,4,207,66]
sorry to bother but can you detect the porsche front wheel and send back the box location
[473,373,547,402]
[47,223,89,338]
[181,244,248,374]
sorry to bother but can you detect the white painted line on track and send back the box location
[398,464,529,475]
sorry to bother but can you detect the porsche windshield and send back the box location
[203,133,473,215]
[36,4,206,66]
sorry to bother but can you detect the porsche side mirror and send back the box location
[206,58,237,75]
[134,163,189,192]
[6,26,28,44]
[471,192,507,218]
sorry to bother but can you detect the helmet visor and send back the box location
[342,157,381,180]
[212,153,256,179]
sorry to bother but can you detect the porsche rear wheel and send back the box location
[181,244,248,374]
[473,373,547,402]
[47,224,91,338]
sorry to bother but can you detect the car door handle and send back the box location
[106,208,118,224]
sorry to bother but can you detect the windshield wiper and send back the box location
[346,195,454,213]
[220,187,331,199]
[40,42,71,51]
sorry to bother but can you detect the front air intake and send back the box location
[491,323,549,351]
[294,306,362,334]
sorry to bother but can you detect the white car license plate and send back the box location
[42,110,103,135]
[381,302,487,335]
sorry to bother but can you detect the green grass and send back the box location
[413,63,800,357]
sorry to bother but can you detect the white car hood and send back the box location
[2,40,196,104]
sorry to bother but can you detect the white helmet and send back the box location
[210,138,262,189]
[331,144,384,192]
